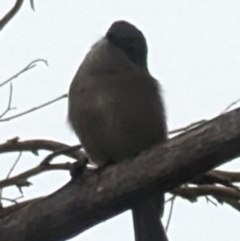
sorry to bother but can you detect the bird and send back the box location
[68,20,168,241]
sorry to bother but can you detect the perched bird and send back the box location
[68,20,168,241]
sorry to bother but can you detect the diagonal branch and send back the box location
[0,94,67,122]
[0,107,240,241]
[0,0,24,31]
[0,59,48,88]
[0,163,70,189]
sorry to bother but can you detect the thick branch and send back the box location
[0,0,24,31]
[0,107,240,241]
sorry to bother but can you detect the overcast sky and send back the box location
[0,1,240,241]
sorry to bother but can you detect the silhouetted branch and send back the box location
[172,185,240,202]
[169,120,207,135]
[30,0,35,11]
[0,152,22,205]
[0,94,67,122]
[0,138,83,160]
[0,0,24,31]
[0,83,15,119]
[0,163,70,189]
[0,141,84,189]
[169,98,240,135]
[0,107,239,241]
[0,59,48,88]
[165,195,176,232]
[212,170,240,182]
[221,98,240,114]
[40,145,81,165]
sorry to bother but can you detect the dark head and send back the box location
[106,21,148,69]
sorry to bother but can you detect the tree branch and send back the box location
[0,83,15,119]
[0,162,70,189]
[0,107,240,241]
[0,94,67,122]
[0,59,48,88]
[0,0,24,31]
[0,139,83,159]
[172,185,240,202]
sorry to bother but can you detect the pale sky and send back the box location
[0,1,240,241]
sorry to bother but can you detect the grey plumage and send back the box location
[68,21,168,241]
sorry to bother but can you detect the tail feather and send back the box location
[132,194,168,241]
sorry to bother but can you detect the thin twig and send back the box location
[172,185,240,202]
[0,139,84,160]
[6,152,22,179]
[0,59,48,87]
[40,145,81,165]
[0,144,86,189]
[0,0,24,31]
[169,98,240,135]
[205,196,217,206]
[165,195,176,204]
[0,94,67,122]
[169,120,207,135]
[0,152,22,207]
[1,195,23,204]
[1,197,18,204]
[165,195,176,232]
[221,98,240,114]
[30,0,35,11]
[0,83,15,119]
[0,163,71,189]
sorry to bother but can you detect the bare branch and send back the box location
[172,185,240,202]
[205,196,218,206]
[30,0,35,11]
[0,163,70,189]
[169,120,207,135]
[0,144,84,191]
[0,0,24,31]
[0,83,15,119]
[0,107,239,241]
[0,139,84,188]
[1,195,23,205]
[0,59,48,88]
[212,170,240,183]
[0,152,22,202]
[40,145,81,165]
[6,152,22,180]
[0,94,67,122]
[169,98,240,135]
[0,139,83,160]
[221,98,240,114]
[165,195,176,232]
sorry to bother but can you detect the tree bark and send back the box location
[0,107,240,241]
